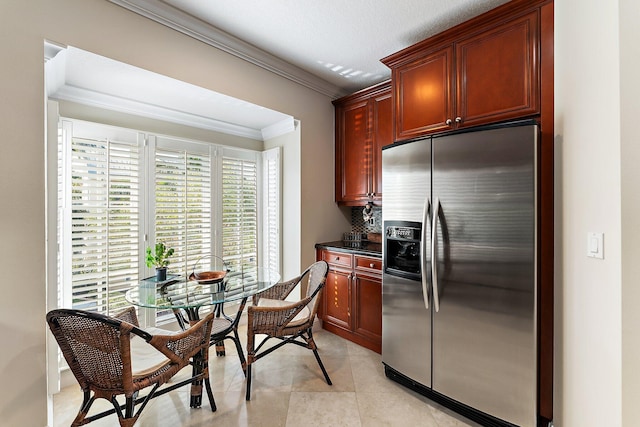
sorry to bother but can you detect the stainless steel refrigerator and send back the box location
[382,122,538,427]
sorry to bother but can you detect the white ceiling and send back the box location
[111,0,510,96]
[48,0,512,140]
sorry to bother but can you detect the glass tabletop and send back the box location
[125,266,281,310]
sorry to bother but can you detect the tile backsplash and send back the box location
[350,206,382,234]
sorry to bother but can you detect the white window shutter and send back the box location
[221,153,258,271]
[66,125,141,315]
[154,140,212,276]
[262,147,281,274]
[58,120,281,323]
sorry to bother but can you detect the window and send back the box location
[153,136,213,276]
[221,151,258,271]
[59,121,142,316]
[262,148,281,273]
[57,119,280,323]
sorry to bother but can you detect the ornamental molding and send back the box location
[108,0,346,99]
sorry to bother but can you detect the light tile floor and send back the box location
[53,322,481,427]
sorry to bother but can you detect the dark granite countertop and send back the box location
[315,241,382,257]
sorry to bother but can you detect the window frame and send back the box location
[56,118,279,327]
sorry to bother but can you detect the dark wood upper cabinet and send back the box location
[339,100,370,203]
[334,81,391,206]
[371,90,392,202]
[456,11,539,128]
[384,7,540,141]
[396,46,453,139]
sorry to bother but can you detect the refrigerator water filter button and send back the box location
[587,232,604,259]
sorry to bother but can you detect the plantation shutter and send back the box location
[59,120,281,322]
[262,148,280,273]
[66,122,141,315]
[222,152,258,271]
[154,137,212,276]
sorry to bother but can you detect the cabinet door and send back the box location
[371,90,392,202]
[353,273,382,345]
[323,269,352,330]
[456,11,539,128]
[336,100,370,203]
[394,46,453,141]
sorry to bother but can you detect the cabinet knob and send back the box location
[455,117,462,123]
[370,263,375,268]
[445,118,452,126]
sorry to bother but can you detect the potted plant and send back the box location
[146,242,175,281]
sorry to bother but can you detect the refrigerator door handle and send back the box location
[431,197,441,313]
[420,198,431,309]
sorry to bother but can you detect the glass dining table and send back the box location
[125,266,280,408]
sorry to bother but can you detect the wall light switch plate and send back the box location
[587,232,604,259]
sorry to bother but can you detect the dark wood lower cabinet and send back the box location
[317,249,382,354]
[352,273,382,345]
[323,269,352,331]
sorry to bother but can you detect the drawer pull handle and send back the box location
[336,256,340,260]
[369,263,375,268]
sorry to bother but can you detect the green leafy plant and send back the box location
[145,242,174,269]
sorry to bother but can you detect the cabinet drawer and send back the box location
[355,255,382,273]
[323,250,353,268]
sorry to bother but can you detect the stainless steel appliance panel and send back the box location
[382,271,431,387]
[382,140,431,224]
[431,125,537,427]
[382,140,432,387]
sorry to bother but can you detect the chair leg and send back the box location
[307,329,332,386]
[204,377,217,412]
[215,340,226,356]
[231,332,247,377]
[246,327,254,400]
[125,395,135,418]
[312,348,332,385]
[114,396,139,427]
[245,363,252,401]
[70,391,94,427]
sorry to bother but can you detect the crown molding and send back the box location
[52,85,265,140]
[108,0,347,99]
[261,117,296,141]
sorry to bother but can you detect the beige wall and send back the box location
[620,0,640,425]
[0,0,345,425]
[555,0,639,425]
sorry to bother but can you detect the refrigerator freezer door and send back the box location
[382,139,432,387]
[382,273,431,387]
[431,125,537,427]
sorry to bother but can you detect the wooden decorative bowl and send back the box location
[189,270,226,284]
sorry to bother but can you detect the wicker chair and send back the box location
[245,260,331,400]
[210,302,247,361]
[46,307,215,427]
[173,302,247,372]
[182,254,247,365]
